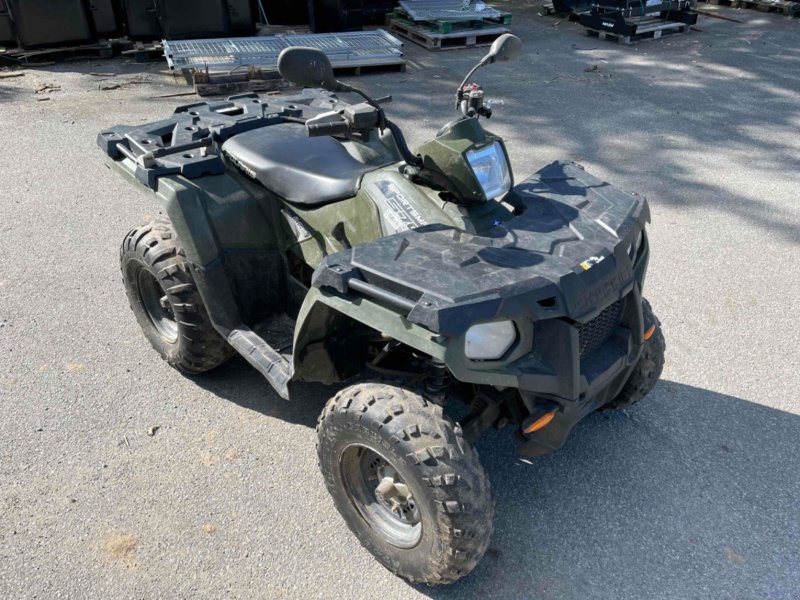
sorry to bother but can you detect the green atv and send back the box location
[99,35,665,584]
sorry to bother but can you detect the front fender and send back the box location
[292,287,447,384]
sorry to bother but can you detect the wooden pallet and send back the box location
[120,41,164,63]
[390,18,509,50]
[392,7,512,33]
[584,18,689,44]
[699,0,800,15]
[2,38,168,64]
[4,40,115,63]
[193,71,290,97]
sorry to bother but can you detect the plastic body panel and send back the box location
[314,161,649,334]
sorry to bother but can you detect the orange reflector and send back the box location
[524,411,556,434]
[644,324,656,341]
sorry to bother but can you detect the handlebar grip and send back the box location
[306,120,350,137]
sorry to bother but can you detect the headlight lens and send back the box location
[466,141,511,200]
[465,320,517,361]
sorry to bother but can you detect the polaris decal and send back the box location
[580,255,606,270]
[373,180,428,234]
[575,269,631,313]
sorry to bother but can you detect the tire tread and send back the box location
[120,218,233,374]
[317,383,494,584]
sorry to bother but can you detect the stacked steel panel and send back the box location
[163,29,404,72]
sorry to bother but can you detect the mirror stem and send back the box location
[336,82,382,110]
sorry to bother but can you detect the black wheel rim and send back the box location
[340,445,422,549]
[137,269,178,344]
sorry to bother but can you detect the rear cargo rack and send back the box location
[96,91,340,190]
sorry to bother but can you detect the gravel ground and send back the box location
[1,2,798,598]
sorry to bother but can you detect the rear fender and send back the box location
[107,156,289,331]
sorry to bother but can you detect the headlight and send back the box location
[465,320,517,361]
[466,141,511,200]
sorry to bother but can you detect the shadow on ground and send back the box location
[418,381,800,600]
[0,82,21,102]
[191,356,332,429]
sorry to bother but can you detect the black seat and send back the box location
[222,123,375,207]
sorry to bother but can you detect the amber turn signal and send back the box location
[523,411,556,434]
[644,324,656,341]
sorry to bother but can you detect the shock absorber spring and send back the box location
[424,358,451,403]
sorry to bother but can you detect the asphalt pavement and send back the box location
[1,1,799,598]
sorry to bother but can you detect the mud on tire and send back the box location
[316,382,495,585]
[605,298,665,410]
[120,218,233,374]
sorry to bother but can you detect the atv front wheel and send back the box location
[317,383,494,584]
[605,299,665,410]
[120,218,233,374]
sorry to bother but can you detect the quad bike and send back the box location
[99,35,665,584]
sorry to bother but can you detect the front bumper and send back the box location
[515,283,649,457]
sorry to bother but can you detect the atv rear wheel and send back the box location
[120,218,233,374]
[605,299,665,410]
[317,383,494,584]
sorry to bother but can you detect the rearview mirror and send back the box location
[483,34,522,65]
[277,46,338,91]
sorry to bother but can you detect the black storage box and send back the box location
[125,0,255,40]
[227,0,256,34]
[123,0,160,39]
[362,0,397,23]
[7,0,94,48]
[309,0,363,33]
[264,0,309,25]
[157,0,228,38]
[0,1,14,47]
[88,0,123,37]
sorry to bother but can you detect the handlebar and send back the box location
[306,120,351,137]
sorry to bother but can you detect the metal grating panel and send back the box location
[398,0,504,21]
[163,30,403,72]
[576,297,626,358]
